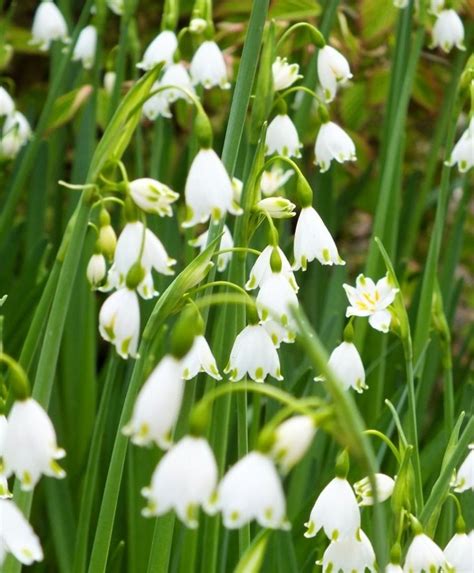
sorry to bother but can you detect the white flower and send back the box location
[160,63,195,103]
[430,0,445,15]
[141,436,217,527]
[0,87,15,116]
[343,274,398,333]
[293,206,345,269]
[123,355,184,448]
[305,477,360,540]
[321,530,376,573]
[231,177,243,204]
[314,121,356,172]
[245,245,298,292]
[3,398,65,490]
[386,564,404,573]
[265,114,302,157]
[260,166,294,196]
[263,319,296,347]
[271,416,316,472]
[129,177,179,216]
[431,10,465,53]
[404,533,447,573]
[106,0,124,15]
[30,0,68,51]
[72,25,97,70]
[316,341,367,393]
[393,0,408,7]
[0,499,43,566]
[317,46,352,103]
[210,451,289,529]
[256,272,299,336]
[190,41,230,89]
[272,57,301,91]
[444,532,473,573]
[451,444,474,492]
[137,30,178,70]
[1,111,31,159]
[190,224,234,273]
[103,71,116,94]
[0,415,12,499]
[143,82,172,120]
[224,324,283,383]
[446,118,474,173]
[86,253,107,288]
[182,335,221,380]
[354,473,395,506]
[257,197,296,219]
[183,148,242,227]
[99,288,140,358]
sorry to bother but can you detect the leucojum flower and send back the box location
[190,41,230,90]
[446,117,474,173]
[272,57,301,91]
[316,339,367,393]
[353,473,395,506]
[317,45,352,103]
[451,443,474,492]
[431,9,465,53]
[265,113,302,158]
[72,25,97,70]
[190,224,234,273]
[128,177,179,216]
[270,415,317,473]
[137,30,178,70]
[0,499,43,566]
[314,119,356,172]
[30,0,69,51]
[320,530,376,573]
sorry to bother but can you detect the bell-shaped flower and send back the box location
[137,30,178,70]
[354,473,395,506]
[1,111,31,159]
[431,10,465,53]
[343,274,398,333]
[129,177,179,216]
[271,416,317,473]
[72,25,97,70]
[86,253,107,288]
[444,532,473,573]
[141,436,218,527]
[210,451,289,529]
[256,272,299,337]
[0,415,12,498]
[317,45,352,103]
[143,83,172,120]
[321,530,376,573]
[0,499,43,566]
[316,341,367,393]
[231,177,243,204]
[160,63,195,103]
[107,0,123,15]
[103,70,116,94]
[305,477,360,540]
[0,87,15,117]
[293,206,345,269]
[224,324,283,383]
[190,224,234,273]
[257,197,296,219]
[265,114,302,157]
[30,0,68,51]
[272,57,301,91]
[446,118,474,173]
[404,533,447,573]
[3,398,65,490]
[245,245,298,292]
[451,444,474,492]
[263,319,296,347]
[99,288,140,358]
[183,148,242,227]
[190,41,230,89]
[181,335,221,380]
[260,166,294,196]
[314,121,356,172]
[123,355,185,448]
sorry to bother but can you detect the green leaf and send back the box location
[46,86,93,133]
[269,0,321,20]
[234,531,271,573]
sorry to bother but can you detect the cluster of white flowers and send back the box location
[0,87,31,160]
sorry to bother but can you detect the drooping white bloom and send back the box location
[103,71,116,94]
[404,533,448,573]
[451,444,474,492]
[317,45,352,103]
[343,274,398,333]
[183,148,242,227]
[354,473,395,506]
[0,87,15,116]
[256,272,299,336]
[316,341,367,393]
[444,532,473,573]
[0,499,43,566]
[99,288,140,358]
[129,178,179,216]
[314,121,356,172]
[393,0,408,8]
[293,206,345,269]
[30,0,68,51]
[106,0,124,15]
[123,355,184,448]
[386,564,404,573]
[305,477,360,540]
[190,41,230,89]
[321,530,376,573]
[231,177,243,204]
[446,118,474,173]
[257,197,296,219]
[72,25,97,70]
[160,63,195,103]
[224,324,283,383]
[265,114,302,157]
[182,335,221,380]
[430,0,445,15]
[0,415,12,498]
[245,245,298,292]
[431,10,465,53]
[263,319,296,347]
[141,436,218,527]
[271,416,316,473]
[137,30,178,70]
[143,82,172,120]
[86,253,107,288]
[3,398,65,490]
[260,166,294,196]
[1,111,31,159]
[190,224,234,273]
[272,57,301,91]
[210,451,289,529]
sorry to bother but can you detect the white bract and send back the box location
[317,45,352,103]
[31,0,68,51]
[182,335,221,380]
[160,63,195,103]
[143,83,172,120]
[0,499,43,566]
[141,436,217,527]
[245,245,298,292]
[316,341,367,393]
[0,87,14,116]
[72,25,97,70]
[190,41,230,89]
[3,398,65,491]
[343,274,398,333]
[315,121,356,172]
[190,224,234,272]
[129,178,179,216]
[305,477,360,540]
[446,118,474,173]
[183,148,242,227]
[257,197,296,219]
[451,444,474,492]
[260,166,294,196]
[265,114,302,157]
[99,288,141,358]
[86,253,107,288]
[123,355,184,448]
[271,416,316,473]
[256,272,299,337]
[272,57,301,91]
[431,10,465,53]
[137,30,178,70]
[293,206,345,269]
[210,451,289,529]
[444,532,473,573]
[1,112,31,159]
[404,533,447,573]
[354,473,395,506]
[321,530,376,573]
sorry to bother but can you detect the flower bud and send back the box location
[98,224,117,261]
[86,253,107,288]
[257,197,296,219]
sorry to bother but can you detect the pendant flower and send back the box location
[314,121,356,172]
[137,30,178,70]
[182,335,221,380]
[30,0,68,51]
[451,444,474,492]
[72,25,97,70]
[0,415,12,498]
[141,436,218,528]
[190,41,230,90]
[129,178,179,217]
[3,398,65,490]
[263,319,296,347]
[143,83,172,120]
[316,341,367,393]
[272,57,301,91]
[444,532,473,573]
[1,112,31,159]
[0,87,15,117]
[353,473,395,506]
[265,114,302,158]
[431,10,465,53]
[446,118,473,173]
[246,245,298,292]
[257,197,296,219]
[0,499,43,566]
[256,272,299,337]
[260,166,294,196]
[343,274,398,333]
[321,530,376,573]
[160,63,195,103]
[86,253,107,288]
[404,533,448,573]
[99,288,141,358]
[317,45,352,103]
[271,416,317,473]
[190,224,234,273]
